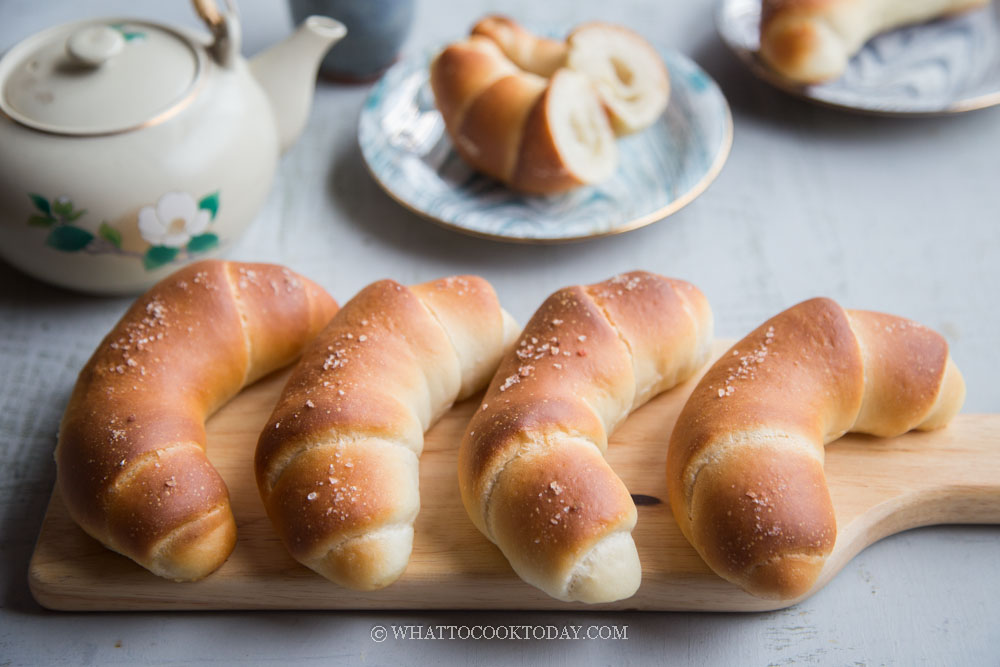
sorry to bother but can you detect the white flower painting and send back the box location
[138,192,211,248]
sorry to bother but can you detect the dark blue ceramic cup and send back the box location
[288,0,415,82]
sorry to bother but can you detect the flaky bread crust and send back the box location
[760,0,990,83]
[472,15,568,77]
[256,276,517,590]
[667,297,965,599]
[56,260,338,581]
[459,272,713,603]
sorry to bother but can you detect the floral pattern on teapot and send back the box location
[108,23,146,42]
[26,190,221,270]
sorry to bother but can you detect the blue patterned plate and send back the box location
[716,0,1000,115]
[358,48,732,242]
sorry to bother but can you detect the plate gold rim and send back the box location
[358,56,735,245]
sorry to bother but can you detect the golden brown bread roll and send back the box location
[430,35,617,195]
[255,276,518,590]
[459,272,713,603]
[760,0,990,84]
[429,17,670,194]
[667,297,966,599]
[56,260,338,580]
[471,15,568,78]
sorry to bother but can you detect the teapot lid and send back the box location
[0,19,205,136]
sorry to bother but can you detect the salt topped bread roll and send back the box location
[459,272,713,603]
[256,275,518,590]
[56,260,337,581]
[667,297,965,599]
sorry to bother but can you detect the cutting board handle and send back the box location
[809,414,1000,598]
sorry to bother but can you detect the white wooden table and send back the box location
[1,0,998,664]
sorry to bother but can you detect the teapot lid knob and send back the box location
[66,25,125,67]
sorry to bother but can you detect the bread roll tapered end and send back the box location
[759,12,849,84]
[308,525,416,591]
[565,531,641,603]
[152,506,237,581]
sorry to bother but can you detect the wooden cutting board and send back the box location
[28,341,1000,611]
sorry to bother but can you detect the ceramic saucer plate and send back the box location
[716,0,1000,116]
[358,48,732,243]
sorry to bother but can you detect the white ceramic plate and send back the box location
[358,48,732,243]
[716,0,1000,115]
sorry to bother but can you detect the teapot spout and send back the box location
[251,16,346,153]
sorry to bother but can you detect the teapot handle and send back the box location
[193,0,241,67]
[193,0,224,28]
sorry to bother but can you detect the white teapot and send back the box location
[0,0,345,293]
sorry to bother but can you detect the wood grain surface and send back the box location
[28,341,1000,611]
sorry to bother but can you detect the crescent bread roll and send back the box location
[760,0,990,84]
[431,36,617,194]
[431,17,670,193]
[56,260,338,581]
[667,297,966,599]
[459,272,713,603]
[255,276,518,590]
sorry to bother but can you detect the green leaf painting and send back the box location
[46,226,94,251]
[186,233,219,253]
[143,245,179,271]
[52,199,73,217]
[29,193,51,216]
[198,191,220,220]
[27,193,82,227]
[98,222,123,249]
[27,215,56,228]
[27,188,222,270]
[109,23,146,41]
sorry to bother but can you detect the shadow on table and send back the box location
[0,259,112,615]
[2,471,56,616]
[0,256,131,320]
[0,257,89,306]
